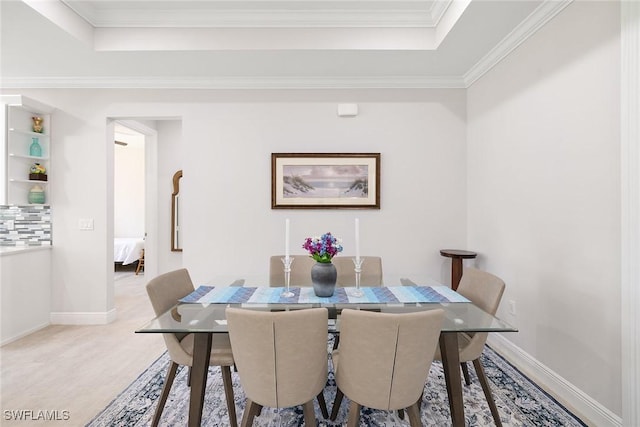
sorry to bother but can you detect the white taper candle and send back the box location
[285,218,290,260]
[355,218,360,262]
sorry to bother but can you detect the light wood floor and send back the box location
[0,272,166,426]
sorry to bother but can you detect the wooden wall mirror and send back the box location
[171,170,183,252]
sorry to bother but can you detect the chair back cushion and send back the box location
[226,307,328,408]
[456,268,506,362]
[335,308,443,411]
[456,268,505,315]
[146,268,194,317]
[145,268,196,366]
[269,255,316,286]
[335,256,382,286]
[269,255,383,287]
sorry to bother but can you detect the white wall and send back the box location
[114,133,145,238]
[157,120,183,273]
[467,0,621,416]
[180,96,468,284]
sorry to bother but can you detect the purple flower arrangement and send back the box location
[302,232,344,263]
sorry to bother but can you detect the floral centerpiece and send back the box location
[302,232,343,263]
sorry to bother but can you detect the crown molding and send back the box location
[463,0,573,87]
[61,0,443,28]
[82,10,438,29]
[0,76,466,90]
[429,0,452,27]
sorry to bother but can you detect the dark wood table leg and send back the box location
[440,333,465,427]
[451,258,463,291]
[190,333,212,427]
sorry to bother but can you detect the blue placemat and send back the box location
[179,285,469,304]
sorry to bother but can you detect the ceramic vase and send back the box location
[28,185,45,204]
[29,137,42,157]
[311,262,337,297]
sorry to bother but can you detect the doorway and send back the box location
[108,119,159,288]
[113,123,146,276]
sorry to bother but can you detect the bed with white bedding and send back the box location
[114,237,145,265]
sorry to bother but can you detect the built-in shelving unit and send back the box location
[1,95,54,205]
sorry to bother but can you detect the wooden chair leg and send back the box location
[221,365,238,427]
[135,249,144,275]
[346,400,361,427]
[187,366,192,387]
[472,358,502,427]
[401,385,423,419]
[330,388,344,421]
[151,361,179,427]
[461,362,472,385]
[316,391,329,419]
[303,400,316,426]
[406,402,422,427]
[240,399,262,427]
[332,334,340,350]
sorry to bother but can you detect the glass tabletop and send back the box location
[136,274,517,335]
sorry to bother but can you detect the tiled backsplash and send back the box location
[0,205,52,246]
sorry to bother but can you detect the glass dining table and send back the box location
[136,273,517,427]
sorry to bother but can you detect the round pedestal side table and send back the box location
[440,249,477,291]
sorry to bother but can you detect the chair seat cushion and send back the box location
[180,333,235,366]
[434,332,482,363]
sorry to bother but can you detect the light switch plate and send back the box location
[79,218,94,230]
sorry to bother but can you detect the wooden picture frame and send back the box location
[271,153,380,209]
[171,170,183,252]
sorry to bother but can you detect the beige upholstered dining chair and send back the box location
[269,255,383,286]
[435,267,506,427]
[226,307,329,427]
[335,256,383,286]
[269,255,315,286]
[145,269,238,427]
[330,308,444,427]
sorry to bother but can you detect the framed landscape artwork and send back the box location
[271,153,380,209]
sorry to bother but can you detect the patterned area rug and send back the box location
[88,343,586,426]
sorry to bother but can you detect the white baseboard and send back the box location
[50,308,117,325]
[487,334,622,427]
[0,322,50,347]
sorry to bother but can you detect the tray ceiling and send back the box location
[1,0,572,89]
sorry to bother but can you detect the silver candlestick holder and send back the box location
[281,257,295,297]
[350,257,365,297]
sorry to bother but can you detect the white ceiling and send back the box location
[0,0,572,89]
